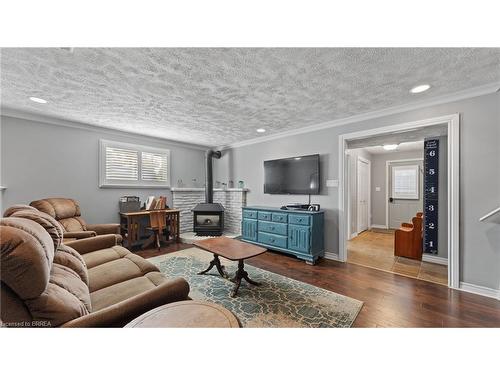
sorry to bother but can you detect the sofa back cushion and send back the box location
[0,216,91,326]
[0,217,55,299]
[9,209,64,249]
[30,198,87,232]
[3,204,37,218]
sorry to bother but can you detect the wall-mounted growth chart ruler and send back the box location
[423,138,439,254]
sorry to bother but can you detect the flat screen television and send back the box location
[264,154,320,195]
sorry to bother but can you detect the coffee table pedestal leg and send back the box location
[230,260,261,297]
[198,254,228,278]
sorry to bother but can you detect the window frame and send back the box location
[99,139,171,188]
[391,164,420,200]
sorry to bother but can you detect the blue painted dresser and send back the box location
[241,206,325,264]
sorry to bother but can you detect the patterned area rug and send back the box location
[149,248,363,327]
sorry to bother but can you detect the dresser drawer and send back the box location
[271,212,288,223]
[258,221,287,236]
[257,211,273,221]
[243,210,257,219]
[258,232,287,248]
[288,214,310,226]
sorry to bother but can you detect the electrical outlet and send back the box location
[326,179,339,187]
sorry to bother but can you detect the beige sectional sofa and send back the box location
[0,205,189,327]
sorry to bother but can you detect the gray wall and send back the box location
[369,149,424,227]
[0,116,207,224]
[214,92,500,290]
[346,148,372,236]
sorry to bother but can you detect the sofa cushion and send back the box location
[90,272,168,311]
[0,218,55,299]
[54,244,89,286]
[87,253,159,293]
[3,204,37,218]
[25,263,91,326]
[30,198,82,220]
[82,246,131,269]
[0,282,32,325]
[58,217,87,232]
[9,209,64,249]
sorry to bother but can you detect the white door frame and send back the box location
[357,156,371,233]
[338,114,460,289]
[385,158,423,229]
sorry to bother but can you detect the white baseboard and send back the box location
[459,282,500,300]
[349,232,359,240]
[422,254,448,266]
[370,224,388,229]
[323,252,341,262]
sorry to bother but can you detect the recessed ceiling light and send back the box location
[383,144,398,151]
[256,128,266,133]
[410,84,431,94]
[29,97,48,104]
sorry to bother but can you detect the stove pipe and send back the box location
[205,150,222,203]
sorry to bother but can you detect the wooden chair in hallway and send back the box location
[146,211,168,251]
[394,212,423,260]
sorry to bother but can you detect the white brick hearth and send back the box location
[171,188,248,234]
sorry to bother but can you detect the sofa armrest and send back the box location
[86,223,121,235]
[60,277,190,327]
[64,234,120,255]
[64,230,97,239]
[401,223,413,228]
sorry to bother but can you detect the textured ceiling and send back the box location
[1,48,499,147]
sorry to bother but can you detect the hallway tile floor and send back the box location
[347,230,448,285]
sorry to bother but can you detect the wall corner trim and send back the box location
[459,282,500,301]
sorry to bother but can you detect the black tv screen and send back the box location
[264,154,320,195]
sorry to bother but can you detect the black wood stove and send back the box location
[192,150,224,236]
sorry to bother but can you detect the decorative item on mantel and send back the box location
[215,180,221,188]
[228,180,234,188]
[192,178,198,188]
[221,182,227,190]
[238,180,244,189]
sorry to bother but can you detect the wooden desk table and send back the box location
[120,209,180,250]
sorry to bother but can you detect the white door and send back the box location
[357,158,370,233]
[388,160,423,229]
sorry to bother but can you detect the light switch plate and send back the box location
[375,187,381,192]
[326,179,339,187]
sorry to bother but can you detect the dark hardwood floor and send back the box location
[141,242,500,327]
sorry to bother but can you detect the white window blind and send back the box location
[392,165,419,199]
[105,147,139,181]
[99,140,170,188]
[141,151,168,182]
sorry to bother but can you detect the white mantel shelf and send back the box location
[171,187,249,192]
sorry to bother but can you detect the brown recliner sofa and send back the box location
[1,205,190,327]
[30,198,120,240]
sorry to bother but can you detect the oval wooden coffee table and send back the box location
[125,300,240,328]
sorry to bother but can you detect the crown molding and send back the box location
[0,108,211,151]
[219,81,500,150]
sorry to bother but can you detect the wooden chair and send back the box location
[394,212,423,260]
[147,211,168,251]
